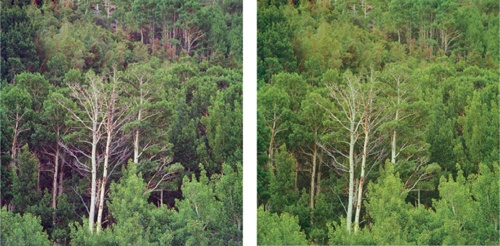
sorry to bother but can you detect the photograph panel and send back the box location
[257,0,499,245]
[1,0,243,244]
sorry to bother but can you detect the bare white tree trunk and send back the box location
[309,146,317,209]
[89,124,98,233]
[319,73,364,234]
[133,89,143,164]
[60,72,107,234]
[391,108,399,164]
[96,70,129,233]
[347,117,356,234]
[96,128,111,233]
[389,65,406,164]
[52,143,60,210]
[354,110,369,232]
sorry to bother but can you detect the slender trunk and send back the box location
[316,153,322,196]
[417,189,420,206]
[134,129,140,163]
[134,88,143,164]
[268,120,276,170]
[52,144,60,210]
[160,190,163,206]
[52,143,60,226]
[89,128,98,233]
[347,119,355,234]
[391,84,400,164]
[310,146,317,209]
[96,129,111,233]
[11,118,19,170]
[97,82,117,233]
[354,123,369,233]
[268,132,275,166]
[162,21,167,52]
[58,158,64,196]
[391,129,397,164]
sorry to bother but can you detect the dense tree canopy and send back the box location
[258,0,499,244]
[1,0,242,244]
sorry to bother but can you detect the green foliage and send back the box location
[0,208,50,246]
[1,1,242,244]
[12,145,41,213]
[1,5,39,81]
[171,163,242,245]
[258,1,498,244]
[258,5,297,82]
[365,162,411,245]
[70,161,174,245]
[13,72,50,112]
[269,145,298,213]
[257,206,308,245]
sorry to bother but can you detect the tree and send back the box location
[213,163,243,240]
[318,71,365,234]
[258,5,297,82]
[257,206,308,245]
[258,83,291,171]
[0,5,39,82]
[365,161,411,245]
[1,84,33,170]
[13,72,50,113]
[0,208,50,246]
[108,160,165,244]
[200,82,243,171]
[469,163,500,242]
[268,145,298,213]
[123,63,161,164]
[11,145,41,213]
[171,163,242,245]
[34,90,69,211]
[55,71,108,233]
[289,88,330,210]
[354,70,387,233]
[96,69,131,233]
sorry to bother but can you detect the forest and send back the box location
[257,0,499,245]
[1,0,242,245]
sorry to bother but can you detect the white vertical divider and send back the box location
[243,0,257,245]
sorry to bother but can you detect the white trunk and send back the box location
[133,88,143,164]
[96,129,111,233]
[11,117,19,170]
[89,127,98,233]
[52,144,60,210]
[97,79,119,233]
[268,116,276,170]
[354,121,369,233]
[134,129,140,163]
[391,81,400,164]
[160,190,163,206]
[347,118,355,234]
[310,146,317,209]
[391,129,397,164]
